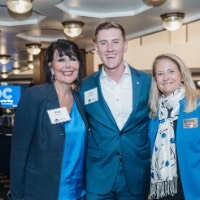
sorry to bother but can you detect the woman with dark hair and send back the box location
[10,39,88,200]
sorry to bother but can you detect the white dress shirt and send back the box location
[100,63,132,130]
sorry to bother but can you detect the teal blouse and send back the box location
[58,101,86,200]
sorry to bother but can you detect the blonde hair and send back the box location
[149,53,200,117]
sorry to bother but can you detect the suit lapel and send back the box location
[122,66,141,130]
[46,83,65,130]
[72,90,89,130]
[92,70,119,129]
[130,67,141,116]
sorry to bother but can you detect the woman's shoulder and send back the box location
[23,83,52,95]
[20,83,54,103]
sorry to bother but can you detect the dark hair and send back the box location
[94,21,126,42]
[43,39,83,84]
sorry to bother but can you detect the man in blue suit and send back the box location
[79,21,151,200]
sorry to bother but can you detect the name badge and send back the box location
[84,88,98,105]
[47,107,70,124]
[183,118,198,128]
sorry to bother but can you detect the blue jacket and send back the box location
[10,83,88,200]
[149,98,200,200]
[79,65,151,195]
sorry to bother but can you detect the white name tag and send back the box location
[47,107,70,124]
[84,88,98,105]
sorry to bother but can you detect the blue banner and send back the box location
[0,86,21,108]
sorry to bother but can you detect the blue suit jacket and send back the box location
[10,83,88,200]
[79,65,151,195]
[149,98,200,200]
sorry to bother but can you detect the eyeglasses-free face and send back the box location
[154,58,183,97]
[53,56,78,64]
[94,28,128,72]
[50,51,79,86]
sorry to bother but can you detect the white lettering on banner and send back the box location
[0,88,13,99]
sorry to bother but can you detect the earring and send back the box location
[51,73,55,81]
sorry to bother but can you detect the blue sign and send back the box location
[0,86,21,108]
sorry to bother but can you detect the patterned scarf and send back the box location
[150,85,185,199]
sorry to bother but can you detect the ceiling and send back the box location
[1,0,200,83]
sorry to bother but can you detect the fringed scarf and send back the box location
[150,85,185,199]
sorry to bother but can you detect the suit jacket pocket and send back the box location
[87,147,101,158]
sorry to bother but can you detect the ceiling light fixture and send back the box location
[27,60,34,69]
[62,21,84,38]
[7,0,32,14]
[12,67,21,74]
[26,43,41,55]
[143,0,167,7]
[0,64,9,78]
[1,71,9,79]
[0,54,11,64]
[160,12,185,31]
[12,62,21,74]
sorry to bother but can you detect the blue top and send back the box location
[58,101,86,200]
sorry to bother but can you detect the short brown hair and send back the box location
[94,21,126,42]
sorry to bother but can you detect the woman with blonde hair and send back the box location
[148,53,200,200]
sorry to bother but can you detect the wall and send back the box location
[92,20,200,79]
